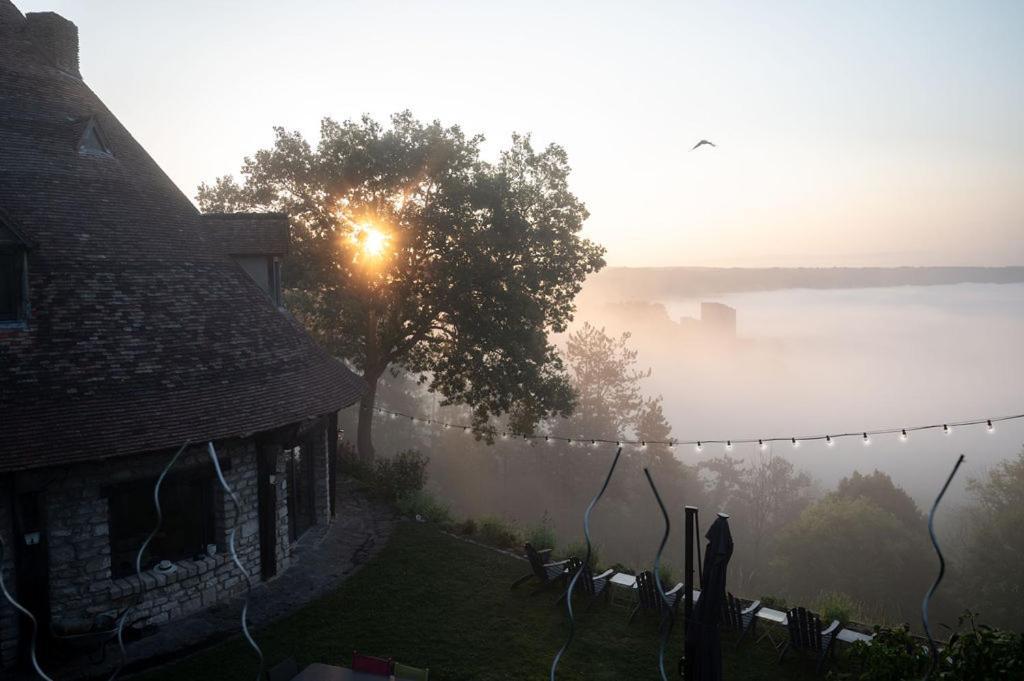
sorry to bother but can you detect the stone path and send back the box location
[17,477,395,681]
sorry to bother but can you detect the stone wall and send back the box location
[0,415,335,673]
[45,440,264,630]
[0,478,17,669]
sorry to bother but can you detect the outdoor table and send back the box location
[291,663,395,681]
[837,628,874,644]
[754,606,787,648]
[608,572,637,609]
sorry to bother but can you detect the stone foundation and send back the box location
[1,479,18,669]
[0,416,334,673]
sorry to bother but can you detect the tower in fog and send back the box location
[701,302,737,339]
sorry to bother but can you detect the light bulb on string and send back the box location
[591,439,598,448]
[695,441,703,452]
[825,435,834,447]
[791,437,799,449]
[987,419,994,433]
[640,440,648,450]
[725,440,733,451]
[863,432,871,446]
[758,439,767,451]
[501,431,509,440]
[900,429,908,442]
[943,424,951,435]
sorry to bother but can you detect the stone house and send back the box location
[0,1,364,672]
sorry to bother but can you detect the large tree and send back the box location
[198,112,605,458]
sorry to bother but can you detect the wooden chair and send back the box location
[778,607,840,674]
[558,556,615,610]
[722,592,762,645]
[266,657,299,681]
[628,570,683,623]
[352,651,393,676]
[394,662,430,680]
[510,542,571,589]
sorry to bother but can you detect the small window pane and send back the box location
[108,471,215,577]
[0,250,23,321]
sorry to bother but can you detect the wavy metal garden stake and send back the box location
[105,441,191,681]
[644,467,673,681]
[0,533,55,681]
[549,447,622,681]
[208,441,265,681]
[922,453,964,681]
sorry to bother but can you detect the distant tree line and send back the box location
[342,322,1023,632]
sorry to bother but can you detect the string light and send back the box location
[367,406,1023,450]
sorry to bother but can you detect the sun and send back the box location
[354,223,390,259]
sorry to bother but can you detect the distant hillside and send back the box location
[582,266,1024,301]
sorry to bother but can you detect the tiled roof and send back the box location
[202,213,290,256]
[0,2,364,472]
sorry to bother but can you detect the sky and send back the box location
[19,0,1024,267]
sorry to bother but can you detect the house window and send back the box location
[0,247,26,323]
[107,468,216,578]
[78,118,112,157]
[268,257,283,307]
[286,444,316,541]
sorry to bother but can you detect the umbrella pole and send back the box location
[683,505,699,679]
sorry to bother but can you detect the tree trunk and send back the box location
[356,374,378,461]
[357,304,381,461]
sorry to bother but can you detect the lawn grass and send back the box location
[135,522,832,681]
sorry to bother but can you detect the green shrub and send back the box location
[395,490,451,524]
[760,595,788,610]
[373,449,429,502]
[559,541,601,569]
[454,518,477,536]
[338,448,375,483]
[657,563,676,587]
[940,611,1024,680]
[816,590,857,625]
[851,624,929,681]
[477,516,522,549]
[525,514,556,552]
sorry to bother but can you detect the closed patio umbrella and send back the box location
[686,513,733,681]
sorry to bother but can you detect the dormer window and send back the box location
[0,216,30,325]
[78,117,112,157]
[200,213,290,308]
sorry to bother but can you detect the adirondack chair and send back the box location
[722,592,762,645]
[510,542,571,589]
[394,662,430,680]
[557,556,616,610]
[778,607,840,674]
[628,570,683,623]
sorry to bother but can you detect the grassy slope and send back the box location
[136,523,825,681]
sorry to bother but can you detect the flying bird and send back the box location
[691,139,716,151]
